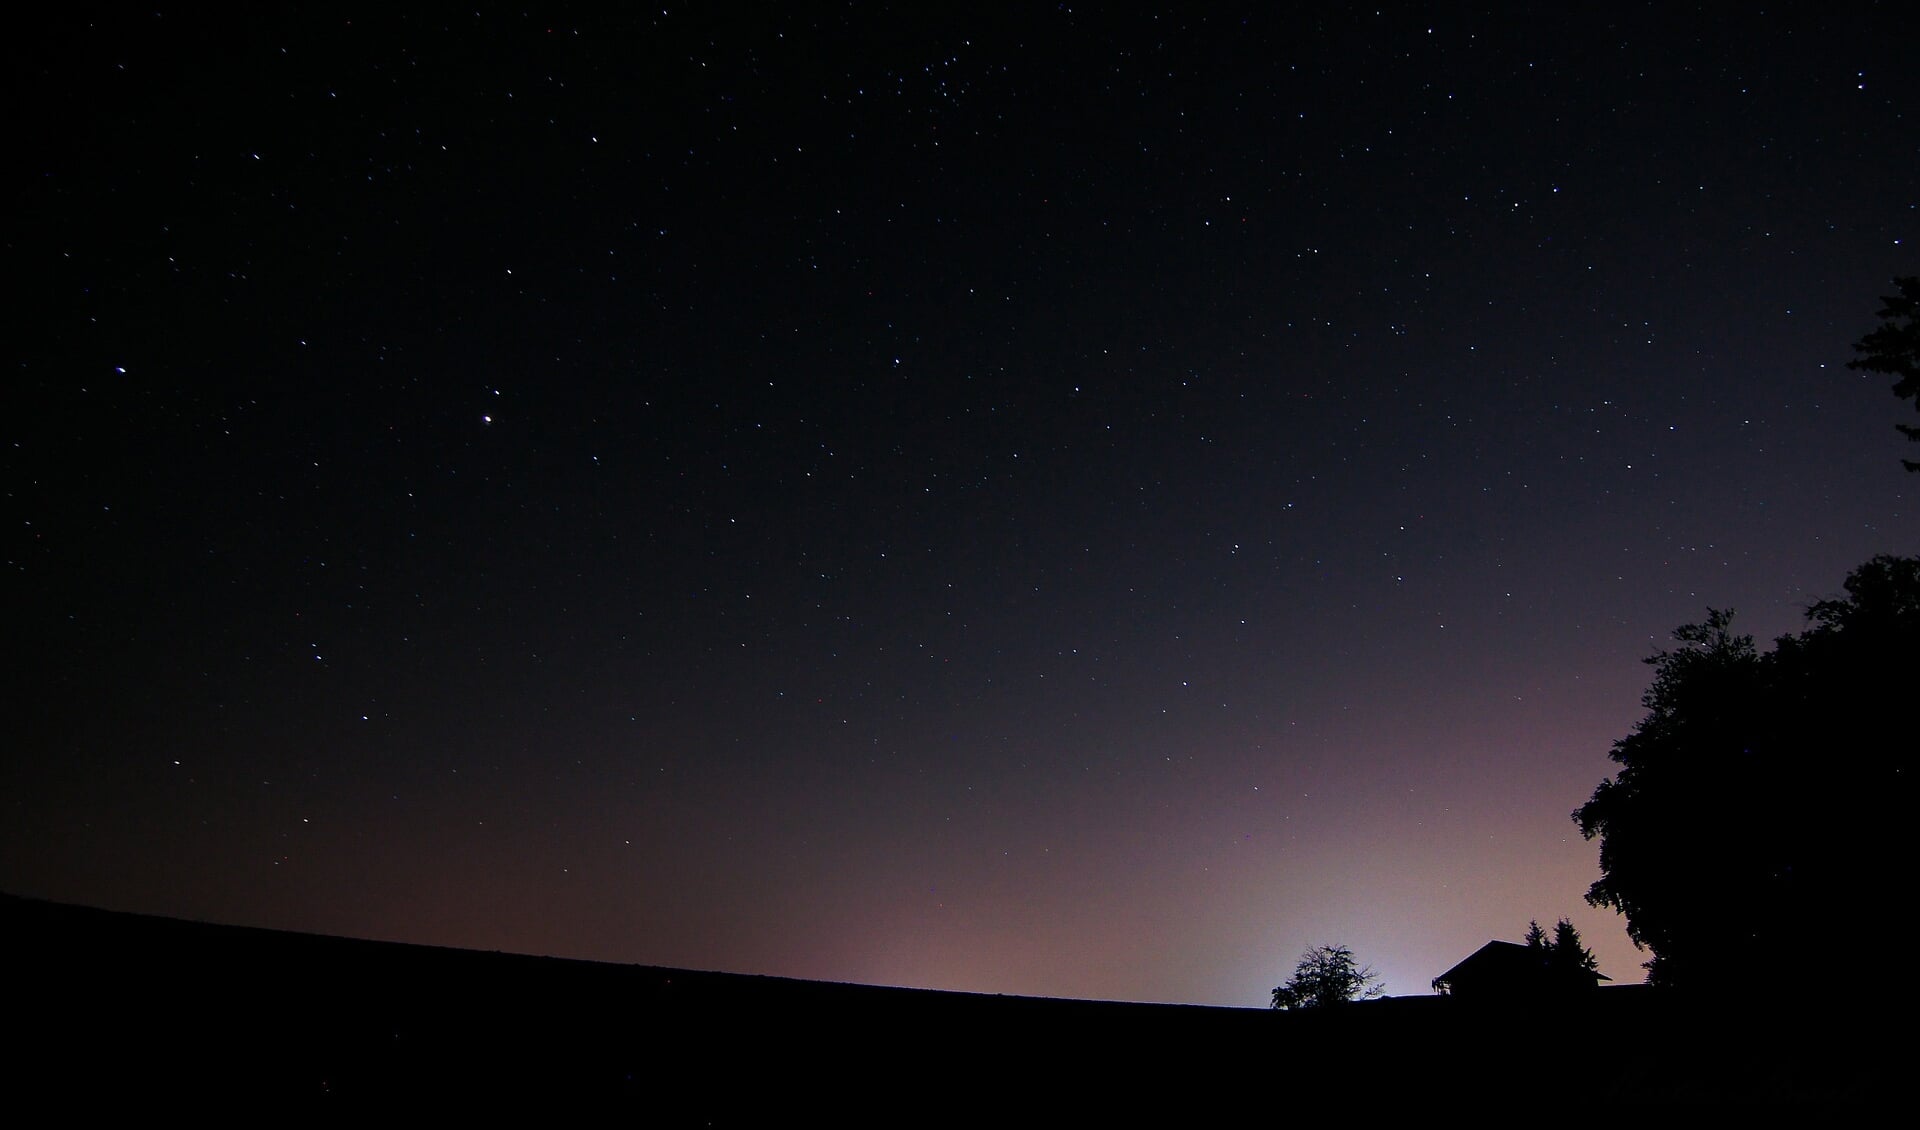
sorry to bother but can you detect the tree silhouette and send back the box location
[1849,275,1920,470]
[1574,556,1919,989]
[1520,918,1601,989]
[1546,919,1599,984]
[1270,944,1384,1009]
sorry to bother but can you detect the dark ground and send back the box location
[4,893,1892,1119]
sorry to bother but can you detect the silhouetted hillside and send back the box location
[4,894,1891,1118]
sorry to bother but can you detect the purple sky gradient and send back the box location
[6,5,1914,1006]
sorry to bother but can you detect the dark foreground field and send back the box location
[4,893,1894,1119]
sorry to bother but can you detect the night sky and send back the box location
[7,5,1914,1008]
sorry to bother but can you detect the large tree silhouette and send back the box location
[1574,556,1918,989]
[1849,276,1920,470]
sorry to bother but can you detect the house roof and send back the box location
[1434,940,1611,990]
[1434,940,1539,986]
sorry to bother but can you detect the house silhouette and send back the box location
[1431,940,1610,999]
